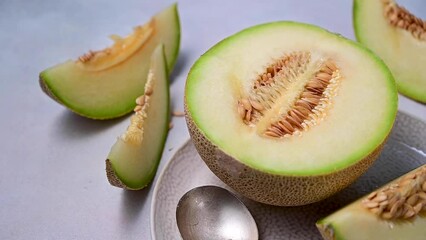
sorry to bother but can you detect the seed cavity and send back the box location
[237,51,342,138]
[77,20,155,69]
[121,70,155,144]
[382,0,426,41]
[362,165,426,220]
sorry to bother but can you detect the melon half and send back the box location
[185,22,398,206]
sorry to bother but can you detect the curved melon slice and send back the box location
[353,0,426,103]
[40,4,180,119]
[317,164,426,240]
[185,22,398,206]
[106,45,169,190]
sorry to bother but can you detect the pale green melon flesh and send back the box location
[317,165,426,240]
[186,22,397,176]
[353,0,426,103]
[107,45,169,189]
[318,204,426,240]
[40,4,180,119]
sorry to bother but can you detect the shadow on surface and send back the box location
[120,184,152,227]
[53,110,128,140]
[170,51,190,83]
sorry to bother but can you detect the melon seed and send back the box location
[413,202,423,214]
[134,105,142,112]
[250,99,264,111]
[406,194,418,206]
[145,85,153,96]
[78,50,96,63]
[172,111,185,117]
[372,193,388,203]
[419,192,426,200]
[237,101,246,119]
[136,95,146,106]
[364,201,379,208]
[241,98,252,111]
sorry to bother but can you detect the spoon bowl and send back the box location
[176,186,258,240]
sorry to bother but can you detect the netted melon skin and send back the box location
[185,101,388,206]
[105,159,128,190]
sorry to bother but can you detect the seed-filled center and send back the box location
[237,51,342,138]
[382,0,426,41]
[362,165,426,220]
[76,20,155,71]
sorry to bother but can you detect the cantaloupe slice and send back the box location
[185,22,398,206]
[106,45,169,190]
[353,0,426,103]
[317,164,426,240]
[40,4,180,119]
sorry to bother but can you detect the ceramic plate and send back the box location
[151,112,426,240]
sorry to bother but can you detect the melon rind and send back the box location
[185,101,385,206]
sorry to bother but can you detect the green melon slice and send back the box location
[185,21,398,206]
[106,45,169,190]
[353,0,426,103]
[40,4,180,119]
[317,164,426,240]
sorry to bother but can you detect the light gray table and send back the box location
[1,0,425,239]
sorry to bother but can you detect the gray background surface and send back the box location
[0,0,425,239]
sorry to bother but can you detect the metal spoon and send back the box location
[176,186,258,240]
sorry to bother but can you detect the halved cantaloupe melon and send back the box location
[185,22,398,206]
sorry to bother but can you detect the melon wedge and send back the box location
[185,22,398,206]
[317,164,426,240]
[40,4,180,119]
[106,45,169,190]
[353,0,426,103]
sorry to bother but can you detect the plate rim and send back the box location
[150,138,191,240]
